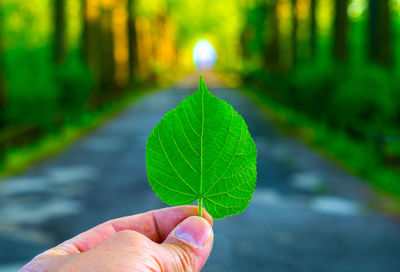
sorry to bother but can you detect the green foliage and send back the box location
[329,66,396,134]
[3,47,94,130]
[244,61,400,198]
[54,58,94,115]
[146,77,257,219]
[0,0,93,133]
[243,83,400,199]
[241,3,267,65]
[287,64,336,119]
[245,63,399,138]
[4,47,59,128]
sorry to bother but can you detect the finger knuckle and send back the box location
[114,230,145,244]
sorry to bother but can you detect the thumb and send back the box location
[158,216,214,272]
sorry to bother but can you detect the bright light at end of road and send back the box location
[193,39,217,69]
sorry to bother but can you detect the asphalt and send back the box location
[1,73,400,271]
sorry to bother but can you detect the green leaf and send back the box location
[145,76,257,219]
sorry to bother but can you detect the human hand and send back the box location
[20,206,214,272]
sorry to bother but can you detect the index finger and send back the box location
[36,205,212,258]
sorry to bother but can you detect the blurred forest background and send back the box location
[0,0,399,206]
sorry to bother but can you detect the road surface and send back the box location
[1,73,400,271]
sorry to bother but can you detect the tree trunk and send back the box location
[332,0,349,62]
[127,0,138,79]
[291,0,298,66]
[0,10,6,129]
[368,0,392,67]
[82,0,89,63]
[310,0,317,59]
[82,0,114,104]
[0,13,6,163]
[54,0,66,63]
[264,0,280,71]
[0,69,4,128]
[82,0,102,89]
[240,21,251,60]
[99,8,115,90]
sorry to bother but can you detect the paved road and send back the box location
[1,73,400,271]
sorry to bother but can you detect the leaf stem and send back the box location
[198,197,203,217]
[199,76,204,218]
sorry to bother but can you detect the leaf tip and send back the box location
[199,75,207,93]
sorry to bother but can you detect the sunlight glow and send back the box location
[192,39,217,69]
[348,0,368,19]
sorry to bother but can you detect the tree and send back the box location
[332,0,349,62]
[310,0,317,59]
[368,0,392,67]
[54,0,66,63]
[127,0,138,79]
[0,70,4,128]
[82,0,102,87]
[0,9,6,129]
[99,6,115,90]
[264,0,280,70]
[0,11,6,164]
[82,0,115,104]
[240,3,268,66]
[291,0,298,66]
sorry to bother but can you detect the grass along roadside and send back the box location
[0,76,178,179]
[242,84,400,214]
[218,72,400,214]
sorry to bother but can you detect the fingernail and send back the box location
[175,216,212,247]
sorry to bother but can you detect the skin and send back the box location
[20,206,214,272]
